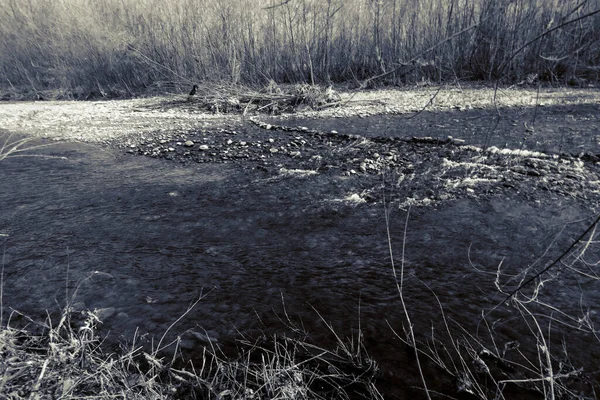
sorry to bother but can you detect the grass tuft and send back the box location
[0,302,382,399]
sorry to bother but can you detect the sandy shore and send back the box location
[1,86,598,145]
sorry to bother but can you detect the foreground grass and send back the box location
[0,306,382,399]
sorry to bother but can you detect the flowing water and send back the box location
[1,111,599,397]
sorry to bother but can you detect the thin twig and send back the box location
[361,21,484,88]
[405,84,445,120]
[486,214,600,318]
[498,7,600,75]
[383,187,431,398]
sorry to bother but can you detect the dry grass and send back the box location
[0,272,382,399]
[385,201,600,399]
[0,308,382,399]
[0,0,599,98]
[0,132,61,162]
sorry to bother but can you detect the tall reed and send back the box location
[0,0,598,95]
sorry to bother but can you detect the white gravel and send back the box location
[1,87,599,145]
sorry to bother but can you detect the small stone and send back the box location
[199,144,209,150]
[160,140,167,144]
[168,147,175,152]
[70,301,87,312]
[226,139,233,145]
[240,141,247,146]
[94,307,116,321]
[191,330,219,343]
[300,126,308,131]
[265,124,272,130]
[269,147,279,153]
[184,140,194,147]
[268,138,275,143]
[331,130,338,134]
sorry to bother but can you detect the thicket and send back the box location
[0,0,599,96]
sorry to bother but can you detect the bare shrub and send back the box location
[1,0,599,96]
[387,206,600,398]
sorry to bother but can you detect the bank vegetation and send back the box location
[1,0,599,99]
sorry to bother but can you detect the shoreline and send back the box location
[1,85,599,146]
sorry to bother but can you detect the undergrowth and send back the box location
[384,199,600,399]
[1,0,599,98]
[0,274,382,399]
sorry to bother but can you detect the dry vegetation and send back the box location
[0,281,382,399]
[1,0,599,99]
[385,208,600,399]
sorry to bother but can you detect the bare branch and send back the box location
[263,0,293,10]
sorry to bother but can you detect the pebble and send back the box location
[190,330,219,343]
[198,144,209,150]
[94,307,116,321]
[184,140,194,147]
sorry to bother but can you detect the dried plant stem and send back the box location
[384,197,431,399]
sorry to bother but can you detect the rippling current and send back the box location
[1,123,599,397]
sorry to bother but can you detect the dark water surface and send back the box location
[270,103,600,155]
[1,131,599,397]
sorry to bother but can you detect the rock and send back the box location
[70,301,87,312]
[190,330,219,343]
[269,147,279,153]
[184,140,194,147]
[94,307,116,321]
[198,144,209,151]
